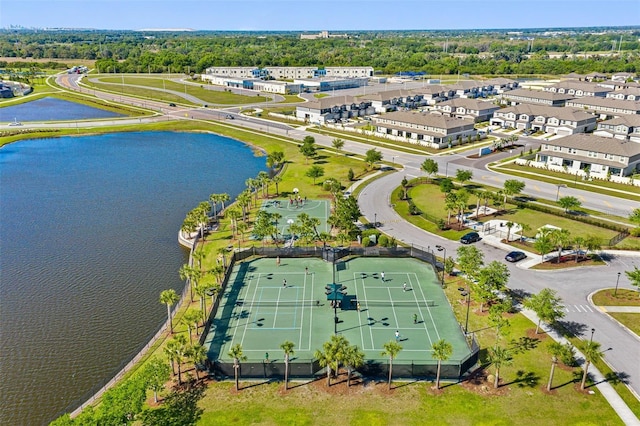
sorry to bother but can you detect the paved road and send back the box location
[358,169,640,398]
[46,71,640,397]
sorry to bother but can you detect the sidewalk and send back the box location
[520,308,640,426]
[599,306,640,313]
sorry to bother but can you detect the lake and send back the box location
[0,97,125,123]
[0,131,265,424]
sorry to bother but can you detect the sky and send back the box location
[1,0,638,31]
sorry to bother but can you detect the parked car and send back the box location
[168,103,176,107]
[505,251,527,262]
[226,115,234,119]
[460,232,480,244]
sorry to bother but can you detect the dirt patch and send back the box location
[460,369,509,396]
[525,328,549,340]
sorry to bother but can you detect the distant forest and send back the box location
[1,28,639,76]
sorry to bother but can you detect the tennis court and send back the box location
[203,256,474,377]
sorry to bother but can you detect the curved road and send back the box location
[24,72,640,401]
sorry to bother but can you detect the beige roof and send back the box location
[483,77,517,86]
[543,134,640,158]
[375,111,475,129]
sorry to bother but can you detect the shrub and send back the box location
[437,218,448,230]
[361,236,370,247]
[362,229,380,239]
[631,228,640,237]
[347,168,354,181]
[378,234,389,247]
[408,201,421,215]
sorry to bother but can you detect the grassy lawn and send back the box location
[592,289,640,307]
[404,181,620,245]
[491,163,640,203]
[608,313,640,336]
[83,75,268,105]
[192,274,623,425]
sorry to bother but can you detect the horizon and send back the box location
[1,0,638,32]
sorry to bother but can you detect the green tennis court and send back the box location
[259,198,331,239]
[204,256,472,369]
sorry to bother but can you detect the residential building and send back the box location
[373,111,476,149]
[565,97,640,118]
[483,77,520,93]
[432,98,501,122]
[544,80,612,97]
[606,87,640,101]
[491,104,596,135]
[295,95,373,123]
[594,115,640,143]
[360,89,428,113]
[501,88,575,106]
[300,31,348,40]
[535,134,640,178]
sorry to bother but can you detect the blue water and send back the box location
[0,97,125,122]
[0,131,265,425]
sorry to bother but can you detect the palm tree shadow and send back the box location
[287,376,321,389]
[239,379,275,390]
[503,370,540,388]
[393,378,427,389]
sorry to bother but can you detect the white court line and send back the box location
[240,271,263,347]
[387,286,400,328]
[354,274,366,350]
[359,273,376,349]
[412,273,438,346]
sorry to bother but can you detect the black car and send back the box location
[505,251,527,262]
[460,232,480,244]
[168,103,176,107]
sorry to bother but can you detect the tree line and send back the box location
[1,29,639,75]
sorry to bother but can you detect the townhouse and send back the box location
[295,95,373,123]
[535,134,640,178]
[491,104,597,135]
[360,89,428,113]
[606,87,640,101]
[565,97,640,118]
[501,88,575,106]
[432,98,501,122]
[544,80,612,97]
[373,111,476,149]
[594,115,640,143]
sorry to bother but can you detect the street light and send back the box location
[464,289,471,335]
[374,213,377,228]
[435,245,446,288]
[589,328,595,344]
[555,184,567,201]
[614,272,621,296]
[392,156,396,166]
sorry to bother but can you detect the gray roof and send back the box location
[503,88,575,101]
[598,115,640,127]
[360,89,417,102]
[302,95,358,110]
[547,80,612,93]
[483,77,517,86]
[496,104,595,121]
[436,98,501,111]
[566,97,640,111]
[543,134,640,158]
[375,111,475,129]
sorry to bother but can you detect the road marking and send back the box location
[534,185,541,192]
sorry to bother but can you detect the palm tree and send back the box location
[226,207,242,237]
[580,340,602,390]
[343,345,365,388]
[257,171,270,198]
[192,248,205,270]
[160,289,180,334]
[272,175,282,196]
[381,340,403,390]
[228,343,247,391]
[187,343,207,381]
[549,228,572,264]
[546,341,565,391]
[166,334,188,385]
[182,308,203,345]
[504,221,514,242]
[432,339,453,390]
[487,346,512,389]
[179,264,201,303]
[314,346,334,387]
[280,340,296,390]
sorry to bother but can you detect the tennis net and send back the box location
[233,299,435,308]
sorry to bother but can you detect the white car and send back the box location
[8,121,22,126]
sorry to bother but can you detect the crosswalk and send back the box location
[562,304,595,313]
